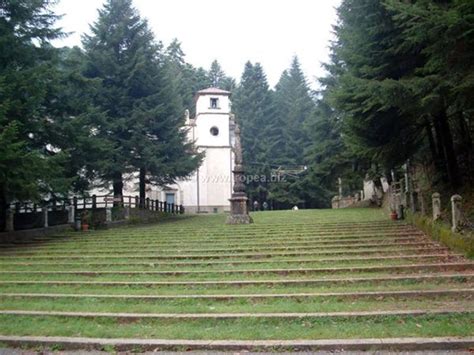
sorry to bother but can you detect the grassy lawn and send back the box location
[0,314,472,340]
[0,296,471,314]
[0,208,472,341]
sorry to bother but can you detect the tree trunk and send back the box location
[436,109,462,188]
[432,115,449,182]
[425,118,438,164]
[112,172,123,207]
[457,111,472,151]
[139,168,146,208]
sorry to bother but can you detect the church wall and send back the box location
[195,114,230,147]
[199,147,233,209]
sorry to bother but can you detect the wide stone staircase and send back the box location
[0,208,472,352]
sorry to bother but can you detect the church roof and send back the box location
[196,87,231,96]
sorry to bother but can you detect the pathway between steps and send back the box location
[0,209,472,352]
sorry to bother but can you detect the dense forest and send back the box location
[1,0,473,224]
[235,0,474,209]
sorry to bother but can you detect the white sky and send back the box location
[53,0,341,89]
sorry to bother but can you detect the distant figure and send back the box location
[292,205,299,211]
[262,201,269,211]
[253,200,259,211]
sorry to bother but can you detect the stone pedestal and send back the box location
[226,195,253,224]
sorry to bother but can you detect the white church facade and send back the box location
[158,87,236,213]
[94,87,235,213]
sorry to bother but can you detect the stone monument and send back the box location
[226,122,253,225]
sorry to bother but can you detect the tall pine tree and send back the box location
[268,57,316,208]
[385,0,473,187]
[321,0,473,191]
[233,61,274,204]
[83,0,201,201]
[0,0,74,229]
[208,60,236,91]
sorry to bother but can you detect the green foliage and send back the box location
[232,62,274,204]
[234,58,321,209]
[0,0,77,221]
[267,57,316,208]
[303,99,364,208]
[48,47,113,194]
[82,0,201,197]
[317,0,474,193]
[328,0,422,167]
[208,59,235,91]
[0,122,58,202]
[385,0,474,187]
[164,39,199,115]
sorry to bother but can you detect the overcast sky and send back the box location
[53,0,341,89]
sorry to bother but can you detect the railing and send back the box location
[3,195,184,232]
[9,195,184,215]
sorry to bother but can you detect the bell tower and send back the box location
[180,87,235,213]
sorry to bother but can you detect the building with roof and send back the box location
[90,87,235,213]
[153,87,236,213]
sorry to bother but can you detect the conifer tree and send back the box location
[321,0,473,190]
[0,0,71,228]
[385,0,473,187]
[83,0,201,201]
[164,39,198,114]
[268,57,316,208]
[208,59,236,91]
[233,61,274,204]
[328,0,422,168]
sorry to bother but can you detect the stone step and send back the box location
[1,308,470,320]
[19,225,414,239]
[0,254,462,271]
[0,242,442,257]
[0,261,471,276]
[1,288,472,300]
[22,222,412,236]
[0,335,472,352]
[0,248,452,260]
[0,236,432,251]
[0,273,471,287]
[5,228,422,245]
[1,256,455,268]
[0,235,427,251]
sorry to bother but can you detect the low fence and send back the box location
[387,183,472,233]
[3,195,184,232]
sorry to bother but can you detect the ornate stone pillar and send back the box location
[226,123,253,225]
